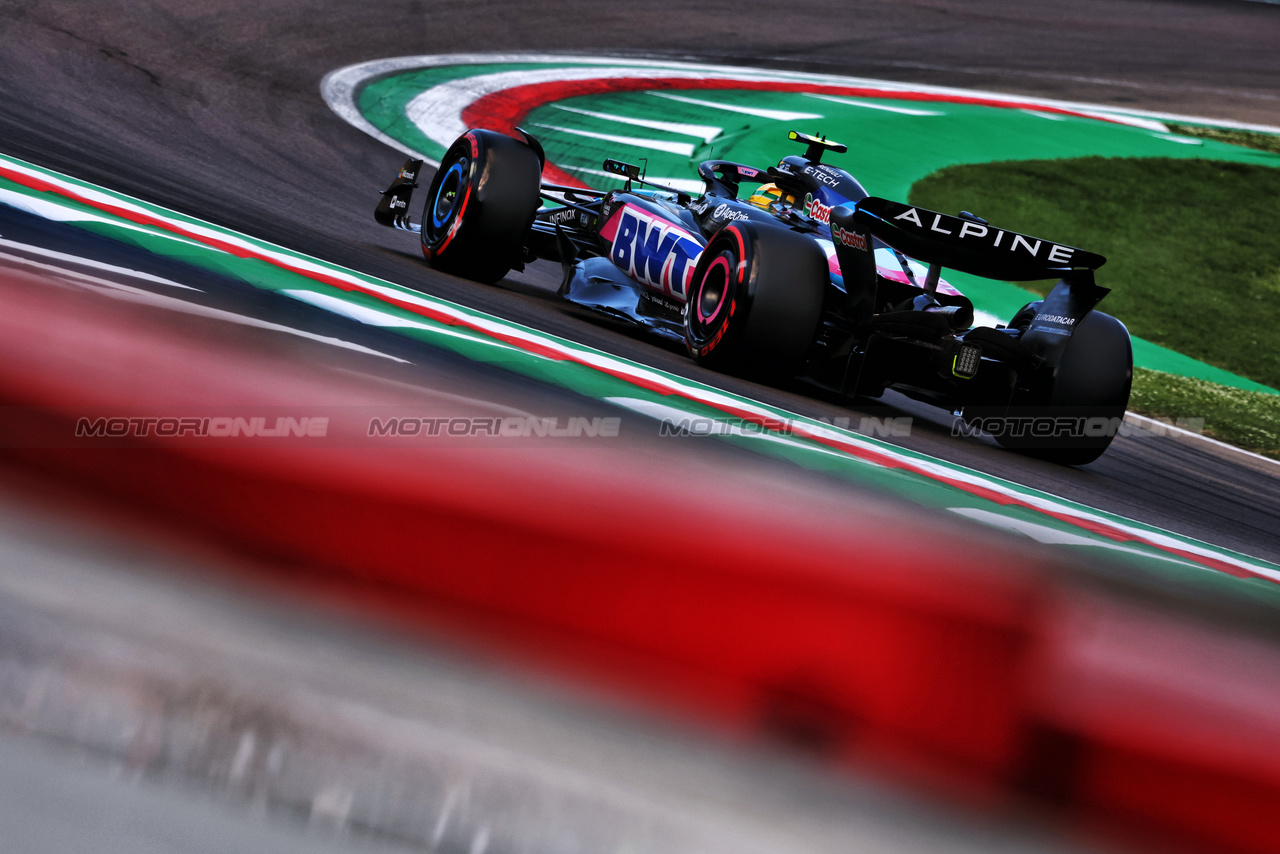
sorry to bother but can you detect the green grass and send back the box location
[908,157,1280,390]
[1168,124,1280,156]
[1131,368,1280,458]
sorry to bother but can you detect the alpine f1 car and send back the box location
[375,128,1132,464]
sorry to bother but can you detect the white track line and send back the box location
[647,91,822,121]
[1123,411,1280,471]
[0,236,197,290]
[531,124,695,156]
[804,93,943,116]
[0,249,409,364]
[550,105,722,143]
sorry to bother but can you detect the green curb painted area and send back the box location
[353,59,1280,396]
[2,151,1279,612]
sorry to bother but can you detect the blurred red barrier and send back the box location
[1028,595,1280,853]
[1,266,1277,852]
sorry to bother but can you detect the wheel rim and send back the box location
[695,253,733,329]
[429,159,468,237]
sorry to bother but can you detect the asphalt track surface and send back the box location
[1,0,1278,570]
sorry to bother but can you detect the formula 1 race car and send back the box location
[375,128,1132,464]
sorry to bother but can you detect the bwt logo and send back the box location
[75,416,329,438]
[608,206,701,301]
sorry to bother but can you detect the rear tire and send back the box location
[684,222,826,378]
[989,310,1133,465]
[421,129,541,285]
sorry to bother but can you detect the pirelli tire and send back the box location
[421,129,542,285]
[684,222,825,378]
[994,309,1134,466]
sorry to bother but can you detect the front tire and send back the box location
[421,129,541,285]
[684,222,826,378]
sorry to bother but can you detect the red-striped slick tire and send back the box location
[684,221,826,378]
[421,128,541,285]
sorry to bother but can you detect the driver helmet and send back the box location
[747,183,796,212]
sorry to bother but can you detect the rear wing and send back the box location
[830,198,1112,362]
[851,197,1105,282]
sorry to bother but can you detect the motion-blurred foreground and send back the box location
[2,246,1280,854]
